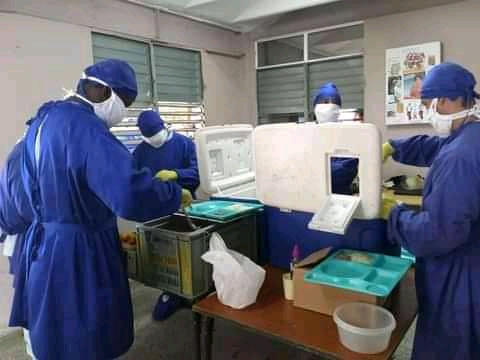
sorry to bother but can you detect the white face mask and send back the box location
[92,91,127,128]
[62,77,127,129]
[314,103,340,123]
[142,129,170,148]
[426,98,479,136]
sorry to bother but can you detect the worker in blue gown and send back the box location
[1,59,193,360]
[382,62,480,360]
[133,110,200,321]
[0,141,31,277]
[133,110,200,196]
[0,118,38,280]
[0,138,35,358]
[313,82,359,195]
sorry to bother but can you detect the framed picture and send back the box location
[385,41,442,126]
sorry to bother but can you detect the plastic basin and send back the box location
[333,303,396,354]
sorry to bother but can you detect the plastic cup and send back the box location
[282,273,294,301]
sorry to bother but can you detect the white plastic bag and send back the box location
[201,232,265,309]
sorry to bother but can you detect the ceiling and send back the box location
[124,0,342,32]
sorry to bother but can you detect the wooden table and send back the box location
[193,266,417,360]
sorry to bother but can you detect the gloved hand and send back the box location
[155,170,178,182]
[381,193,399,220]
[382,142,395,163]
[181,189,193,209]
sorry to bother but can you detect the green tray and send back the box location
[304,249,413,297]
[185,200,263,221]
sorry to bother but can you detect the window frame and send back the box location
[254,22,364,124]
[91,32,205,149]
[255,21,364,69]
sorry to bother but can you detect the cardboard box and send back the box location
[293,248,390,316]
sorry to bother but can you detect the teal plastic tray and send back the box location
[401,247,416,263]
[185,200,263,221]
[304,249,413,297]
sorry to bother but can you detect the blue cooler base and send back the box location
[263,206,400,270]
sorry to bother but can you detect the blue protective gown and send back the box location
[388,123,480,359]
[4,98,182,360]
[0,140,32,278]
[331,157,359,195]
[133,132,200,195]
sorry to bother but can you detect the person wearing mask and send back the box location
[0,59,192,360]
[133,110,200,196]
[0,137,34,358]
[313,82,359,195]
[133,110,200,320]
[381,62,480,359]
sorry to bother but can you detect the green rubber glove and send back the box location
[155,170,178,182]
[382,142,395,163]
[381,193,398,220]
[181,189,193,209]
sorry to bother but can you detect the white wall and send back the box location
[0,0,245,52]
[0,13,92,164]
[203,52,248,126]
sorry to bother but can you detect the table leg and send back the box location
[193,312,202,360]
[204,317,215,360]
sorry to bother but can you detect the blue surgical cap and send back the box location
[78,59,138,106]
[138,110,165,138]
[421,62,480,102]
[313,82,342,106]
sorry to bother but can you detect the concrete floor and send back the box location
[0,280,415,360]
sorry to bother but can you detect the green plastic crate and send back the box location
[136,213,258,300]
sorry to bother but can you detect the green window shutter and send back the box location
[153,46,202,103]
[308,56,364,110]
[91,32,153,106]
[257,64,305,118]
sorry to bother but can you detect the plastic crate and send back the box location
[136,213,258,300]
[122,247,138,280]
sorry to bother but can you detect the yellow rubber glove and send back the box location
[382,142,395,163]
[381,193,398,220]
[181,189,193,209]
[155,170,178,182]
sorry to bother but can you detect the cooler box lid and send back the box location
[195,125,255,198]
[254,122,381,221]
[308,195,361,235]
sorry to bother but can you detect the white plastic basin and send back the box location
[333,302,396,354]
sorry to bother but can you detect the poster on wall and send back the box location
[385,41,442,126]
